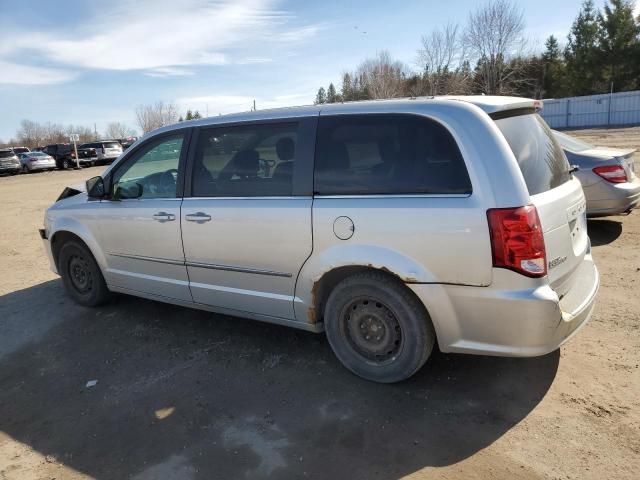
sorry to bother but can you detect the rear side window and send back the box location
[103,142,121,149]
[495,113,570,195]
[0,151,14,158]
[314,114,471,195]
[191,123,298,197]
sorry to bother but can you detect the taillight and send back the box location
[593,165,627,183]
[487,205,547,278]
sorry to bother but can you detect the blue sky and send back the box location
[0,0,634,140]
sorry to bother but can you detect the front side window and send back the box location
[112,134,184,199]
[191,123,298,197]
[314,114,471,195]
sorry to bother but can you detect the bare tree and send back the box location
[464,0,527,94]
[16,120,46,148]
[105,122,136,139]
[417,23,471,95]
[135,101,178,134]
[357,51,406,99]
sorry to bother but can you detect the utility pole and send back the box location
[94,123,98,140]
[253,99,256,111]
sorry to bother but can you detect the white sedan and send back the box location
[18,151,57,173]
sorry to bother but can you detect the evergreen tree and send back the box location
[314,87,326,104]
[185,109,194,120]
[327,83,337,103]
[597,0,640,91]
[341,73,353,101]
[193,110,202,119]
[178,116,184,122]
[542,35,567,97]
[564,0,603,95]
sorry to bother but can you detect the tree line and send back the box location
[314,0,640,104]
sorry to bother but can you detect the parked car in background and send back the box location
[18,151,56,172]
[79,141,122,164]
[42,144,78,169]
[553,130,640,217]
[41,96,599,383]
[11,146,30,154]
[76,146,98,166]
[0,148,21,175]
[118,137,138,150]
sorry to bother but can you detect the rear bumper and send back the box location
[584,179,640,216]
[0,163,20,172]
[408,256,599,357]
[29,163,56,170]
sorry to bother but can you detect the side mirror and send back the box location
[113,182,143,200]
[86,176,105,199]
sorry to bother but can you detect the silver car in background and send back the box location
[553,130,640,217]
[40,96,599,383]
[79,140,123,163]
[0,149,21,175]
[18,151,56,172]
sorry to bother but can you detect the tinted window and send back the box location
[12,147,29,154]
[314,114,471,195]
[0,150,14,158]
[103,142,121,149]
[191,123,298,197]
[553,130,594,153]
[112,134,184,199]
[495,114,571,195]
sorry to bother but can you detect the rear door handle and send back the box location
[152,212,176,222]
[185,212,212,223]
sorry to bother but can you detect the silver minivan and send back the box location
[40,96,599,383]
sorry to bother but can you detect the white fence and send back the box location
[540,90,640,129]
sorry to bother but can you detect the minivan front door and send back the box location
[96,131,192,302]
[181,121,314,320]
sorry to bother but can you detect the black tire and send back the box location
[62,158,72,169]
[58,240,110,307]
[324,271,435,383]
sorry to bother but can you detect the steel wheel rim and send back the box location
[341,296,403,365]
[68,254,92,294]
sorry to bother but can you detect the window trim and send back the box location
[183,116,317,198]
[105,128,193,200]
[312,112,472,197]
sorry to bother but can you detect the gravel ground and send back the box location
[0,127,638,479]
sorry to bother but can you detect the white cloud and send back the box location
[145,67,196,77]
[0,0,321,82]
[0,61,77,85]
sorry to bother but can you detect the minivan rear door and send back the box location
[494,112,589,296]
[181,119,316,320]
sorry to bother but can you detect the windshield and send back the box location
[103,142,121,149]
[552,130,594,153]
[0,150,15,158]
[495,113,571,195]
[12,147,29,154]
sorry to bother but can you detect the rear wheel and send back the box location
[324,271,435,383]
[58,241,110,306]
[62,158,72,169]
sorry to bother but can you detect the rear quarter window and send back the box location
[494,113,570,195]
[314,114,471,195]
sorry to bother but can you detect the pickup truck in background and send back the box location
[42,144,97,169]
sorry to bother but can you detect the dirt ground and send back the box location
[0,127,638,479]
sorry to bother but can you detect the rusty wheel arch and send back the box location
[309,265,410,325]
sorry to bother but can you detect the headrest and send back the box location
[276,137,295,161]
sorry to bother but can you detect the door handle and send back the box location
[152,211,176,222]
[185,212,212,223]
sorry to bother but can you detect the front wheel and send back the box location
[324,271,435,383]
[62,158,72,169]
[58,241,110,306]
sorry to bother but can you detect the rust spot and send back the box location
[307,280,320,324]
